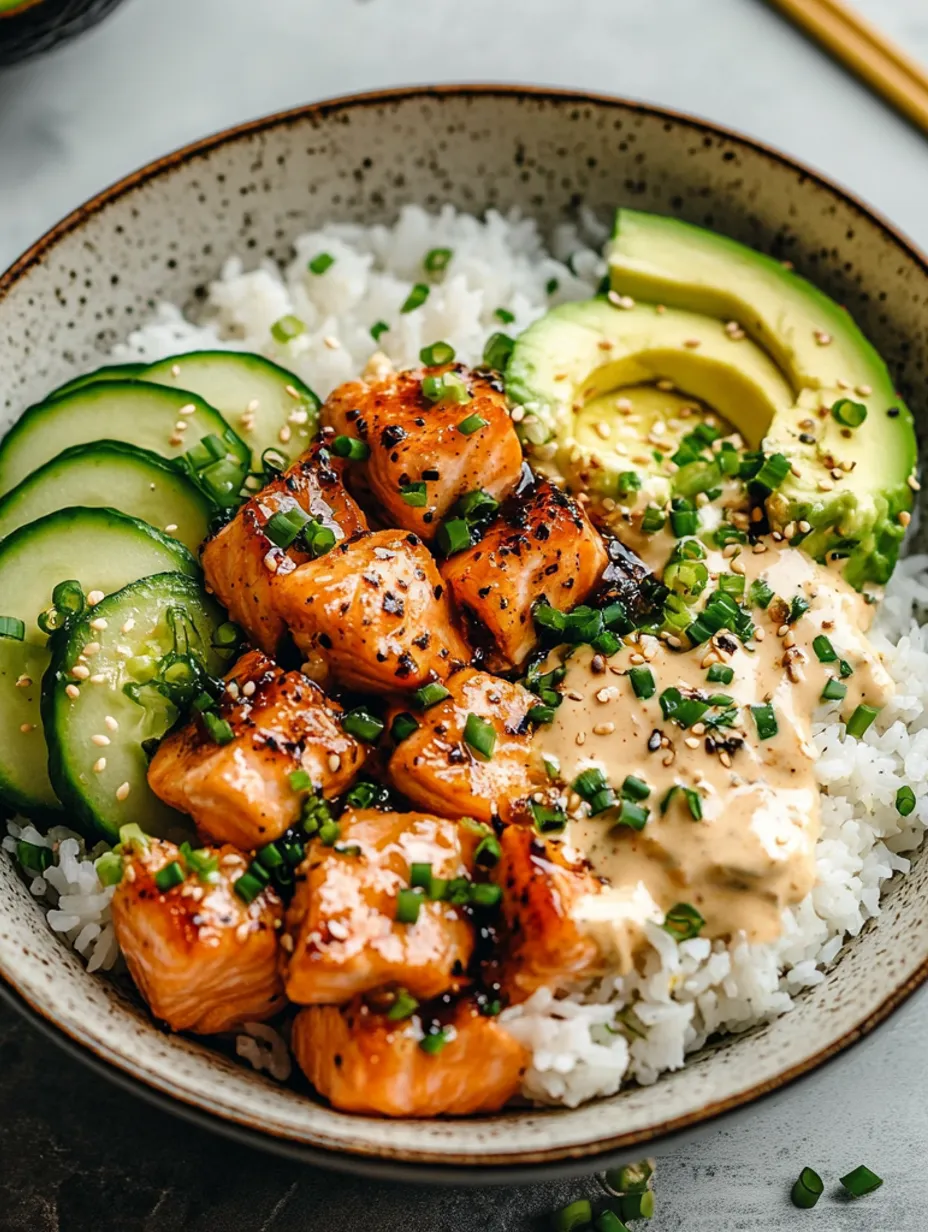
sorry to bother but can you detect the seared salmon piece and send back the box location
[201,443,368,654]
[282,809,475,1005]
[148,650,367,851]
[291,997,528,1116]
[441,477,608,668]
[493,826,603,1002]
[272,529,470,693]
[386,668,544,823]
[321,365,523,541]
[111,837,285,1034]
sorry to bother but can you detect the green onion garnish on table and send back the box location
[790,1166,824,1208]
[550,1200,593,1231]
[839,1164,883,1198]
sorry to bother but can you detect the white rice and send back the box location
[6,204,928,1106]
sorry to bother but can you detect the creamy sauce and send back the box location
[535,543,894,967]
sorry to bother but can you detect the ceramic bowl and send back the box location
[1,86,927,1184]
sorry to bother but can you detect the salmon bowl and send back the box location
[1,85,928,1181]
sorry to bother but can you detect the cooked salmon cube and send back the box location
[282,809,475,1005]
[386,668,544,823]
[441,477,608,668]
[493,825,603,1002]
[291,996,528,1116]
[321,365,523,541]
[147,650,367,851]
[110,837,285,1035]
[201,443,368,655]
[272,529,470,693]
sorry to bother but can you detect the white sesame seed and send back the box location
[856,384,872,397]
[662,752,675,767]
[754,628,766,642]
[798,520,811,534]
[594,421,611,440]
[169,434,183,447]
[596,687,618,703]
[899,510,912,527]
[279,424,292,444]
[616,397,634,413]
[510,407,525,423]
[84,642,101,657]
[752,542,767,554]
[730,557,745,575]
[15,675,32,688]
[684,736,701,750]
[656,379,675,392]
[65,684,80,700]
[19,723,35,734]
[908,475,921,491]
[92,734,111,747]
[165,523,179,533]
[71,665,90,680]
[116,782,131,801]
[592,722,615,736]
[90,673,106,684]
[328,753,341,772]
[120,618,135,634]
[288,408,309,425]
[691,722,706,736]
[89,618,108,631]
[720,751,732,768]
[836,377,850,390]
[817,479,834,492]
[323,335,341,350]
[115,645,133,658]
[777,624,790,638]
[104,715,119,732]
[814,330,832,346]
[284,384,302,400]
[87,591,105,606]
[93,758,107,774]
[243,681,256,697]
[247,399,261,413]
[682,338,702,349]
[171,363,181,377]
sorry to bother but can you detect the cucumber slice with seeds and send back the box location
[141,351,320,466]
[43,572,227,840]
[0,381,249,500]
[0,507,196,815]
[0,441,212,551]
[50,363,147,399]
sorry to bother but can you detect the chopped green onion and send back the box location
[664,558,709,603]
[897,785,916,816]
[0,616,25,641]
[270,314,306,343]
[616,799,649,830]
[342,708,384,743]
[420,340,455,366]
[457,412,488,435]
[308,252,335,275]
[387,990,419,1021]
[419,1026,451,1054]
[832,398,868,428]
[422,371,471,404]
[212,621,242,651]
[424,247,453,273]
[534,602,567,637]
[16,841,51,877]
[482,331,514,370]
[399,481,428,507]
[331,434,370,461]
[305,524,336,557]
[94,851,123,887]
[592,630,621,656]
[603,1160,654,1194]
[839,658,854,678]
[527,705,557,726]
[265,506,310,548]
[410,862,432,889]
[670,498,699,538]
[839,1165,883,1198]
[682,787,703,820]
[752,452,790,490]
[750,703,778,741]
[618,1191,655,1221]
[660,688,709,729]
[791,1167,824,1209]
[748,578,774,609]
[233,871,265,904]
[594,1211,630,1232]
[255,843,284,871]
[707,664,734,684]
[401,283,430,313]
[718,572,745,598]
[180,842,220,883]
[788,595,810,623]
[529,801,568,833]
[464,713,497,759]
[117,823,149,853]
[436,517,473,556]
[390,712,420,743]
[573,767,609,802]
[469,882,503,909]
[495,307,516,324]
[454,489,500,522]
[318,819,341,846]
[414,682,450,709]
[546,277,559,295]
[621,775,651,801]
[821,678,847,702]
[847,704,879,739]
[640,505,667,534]
[617,470,642,498]
[713,524,747,549]
[813,635,837,662]
[628,667,655,699]
[370,320,390,342]
[663,902,704,941]
[155,861,185,892]
[475,833,502,867]
[202,711,234,745]
[551,1200,593,1231]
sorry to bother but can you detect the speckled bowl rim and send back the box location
[2,84,928,1182]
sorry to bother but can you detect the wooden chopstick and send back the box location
[766,0,928,137]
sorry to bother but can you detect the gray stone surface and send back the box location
[1,0,927,1226]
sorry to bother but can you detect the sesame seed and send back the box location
[92,734,111,747]
[596,687,618,703]
[594,421,611,440]
[115,645,133,658]
[616,397,634,412]
[575,732,586,746]
[684,736,701,750]
[169,434,183,447]
[289,408,309,425]
[93,758,107,774]
[71,665,90,680]
[817,479,834,492]
[15,675,32,688]
[90,674,106,684]
[121,618,135,634]
[608,291,635,309]
[752,542,767,554]
[656,379,675,392]
[908,475,921,491]
[662,752,675,767]
[65,684,80,700]
[279,424,292,444]
[87,591,105,606]
[323,335,341,350]
[104,715,118,732]
[730,557,746,575]
[722,543,739,559]
[247,398,261,413]
[597,338,615,351]
[798,520,811,534]
[783,630,796,649]
[178,402,197,415]
[814,330,832,346]
[19,723,35,734]
[601,497,616,512]
[243,681,256,697]
[629,652,645,665]
[836,377,850,390]
[510,407,525,423]
[280,933,294,953]
[682,338,702,349]
[285,384,303,400]
[264,551,280,573]
[754,628,766,642]
[591,654,606,674]
[899,510,912,527]
[165,523,178,533]
[777,624,790,638]
[553,372,568,382]
[89,618,108,631]
[856,384,872,397]
[701,653,717,668]
[171,363,181,377]
[787,660,803,683]
[116,782,131,802]
[84,642,101,657]
[593,721,615,736]
[327,753,342,773]
[720,751,732,768]
[665,634,683,649]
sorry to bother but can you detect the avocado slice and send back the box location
[607,208,917,587]
[507,298,793,503]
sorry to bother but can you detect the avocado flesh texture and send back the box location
[608,207,917,587]
[506,298,793,502]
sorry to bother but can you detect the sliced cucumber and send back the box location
[0,441,212,552]
[43,572,226,840]
[0,381,249,502]
[0,507,196,815]
[50,363,147,399]
[141,351,320,466]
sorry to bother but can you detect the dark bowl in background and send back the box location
[0,0,126,67]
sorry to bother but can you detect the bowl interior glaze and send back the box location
[1,87,927,1179]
